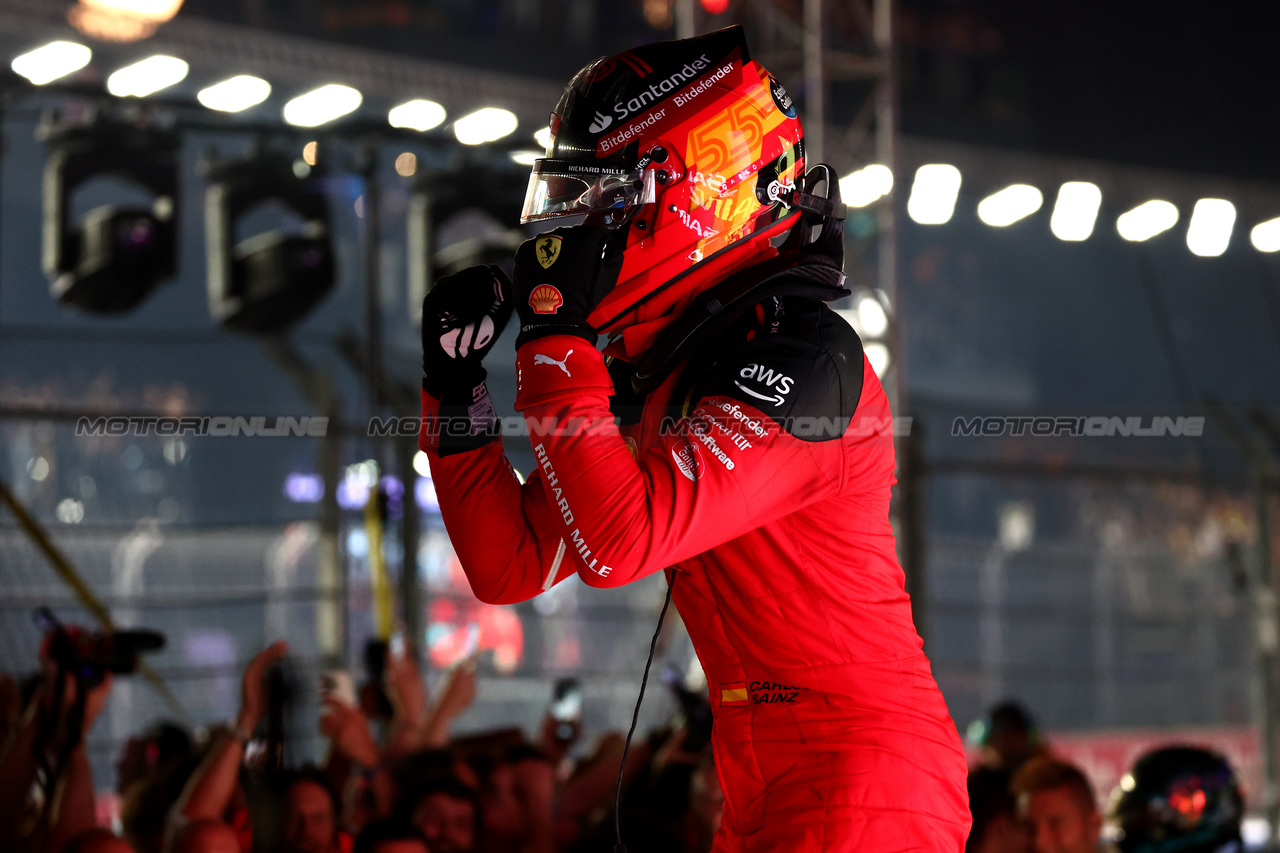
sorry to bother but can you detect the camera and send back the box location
[34,607,165,687]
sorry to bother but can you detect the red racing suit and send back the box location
[420,290,970,852]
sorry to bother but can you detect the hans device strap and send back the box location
[631,251,850,394]
[630,163,852,394]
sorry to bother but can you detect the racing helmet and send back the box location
[1107,746,1243,853]
[520,26,806,334]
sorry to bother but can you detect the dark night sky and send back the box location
[180,0,1280,182]
[900,0,1280,182]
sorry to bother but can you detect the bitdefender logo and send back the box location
[587,110,612,134]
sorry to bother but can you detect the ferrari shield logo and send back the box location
[536,235,562,269]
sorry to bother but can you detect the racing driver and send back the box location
[417,26,970,852]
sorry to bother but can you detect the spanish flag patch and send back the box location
[720,682,750,707]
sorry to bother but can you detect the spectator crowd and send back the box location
[0,629,1252,853]
[0,632,723,853]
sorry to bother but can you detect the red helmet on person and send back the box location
[520,26,805,335]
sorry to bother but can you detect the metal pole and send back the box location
[1206,402,1280,847]
[675,0,696,39]
[803,0,824,165]
[1253,452,1280,846]
[363,148,383,411]
[874,0,900,417]
[399,441,423,665]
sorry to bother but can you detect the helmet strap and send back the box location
[629,247,849,395]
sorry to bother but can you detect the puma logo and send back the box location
[533,349,573,377]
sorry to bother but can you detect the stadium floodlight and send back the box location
[454,107,518,145]
[1185,198,1236,257]
[283,84,362,127]
[82,0,185,19]
[856,294,888,338]
[864,342,890,378]
[509,151,540,166]
[106,55,188,97]
[1116,200,1179,242]
[534,126,552,149]
[388,99,446,132]
[1049,182,1102,241]
[69,0,185,43]
[204,151,336,332]
[12,41,92,85]
[1251,217,1280,253]
[839,164,893,208]
[976,184,1043,227]
[197,75,271,112]
[907,164,962,225]
[41,116,179,313]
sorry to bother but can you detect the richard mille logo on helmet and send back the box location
[528,284,564,314]
[587,111,613,133]
[536,235,562,268]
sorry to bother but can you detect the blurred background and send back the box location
[1,0,1280,846]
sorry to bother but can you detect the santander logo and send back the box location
[588,111,613,133]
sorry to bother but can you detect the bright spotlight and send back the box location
[11,41,92,85]
[1116,200,1179,242]
[81,0,184,20]
[976,184,1043,227]
[106,55,188,97]
[394,152,418,177]
[283,84,362,127]
[907,164,962,225]
[839,164,893,208]
[454,107,518,145]
[1185,198,1236,257]
[1250,217,1280,253]
[1049,182,1102,241]
[413,450,431,477]
[388,99,446,132]
[864,342,891,378]
[856,294,888,338]
[509,150,540,166]
[197,75,271,112]
[533,126,552,150]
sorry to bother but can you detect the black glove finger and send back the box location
[425,267,512,348]
[485,264,515,340]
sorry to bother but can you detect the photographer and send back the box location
[0,630,117,853]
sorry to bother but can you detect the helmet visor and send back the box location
[520,158,656,224]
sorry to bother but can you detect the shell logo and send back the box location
[528,284,564,315]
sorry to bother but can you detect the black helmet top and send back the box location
[1108,746,1243,853]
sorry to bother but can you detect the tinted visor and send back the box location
[520,158,656,223]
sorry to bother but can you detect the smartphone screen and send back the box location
[320,669,357,706]
[461,622,480,660]
[549,678,582,723]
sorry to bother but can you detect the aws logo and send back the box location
[734,363,793,408]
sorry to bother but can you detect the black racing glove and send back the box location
[513,225,623,348]
[420,265,513,455]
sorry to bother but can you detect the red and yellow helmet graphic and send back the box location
[522,26,805,334]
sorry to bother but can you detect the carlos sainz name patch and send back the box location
[720,680,804,707]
